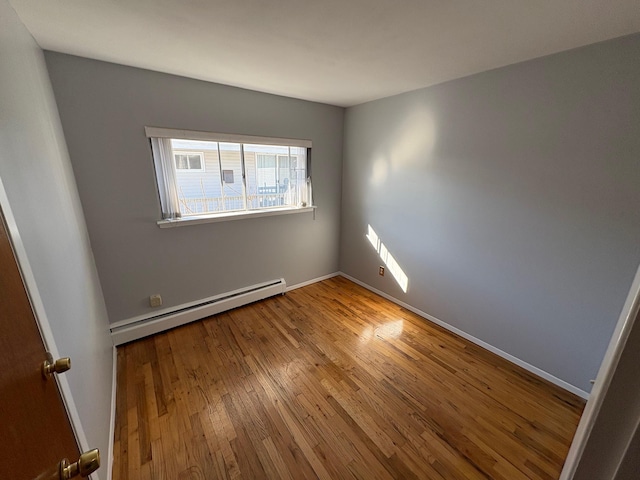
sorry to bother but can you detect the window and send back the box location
[256,154,298,203]
[222,169,234,184]
[146,127,312,221]
[174,152,204,171]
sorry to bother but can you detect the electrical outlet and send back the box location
[149,294,162,307]
[379,266,385,276]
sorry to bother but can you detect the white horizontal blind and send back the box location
[145,126,312,148]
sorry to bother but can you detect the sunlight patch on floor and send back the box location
[359,320,404,344]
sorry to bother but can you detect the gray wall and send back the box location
[340,34,640,393]
[0,2,113,478]
[44,53,344,323]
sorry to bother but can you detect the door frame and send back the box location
[0,177,91,454]
[560,261,640,478]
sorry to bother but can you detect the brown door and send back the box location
[0,210,80,479]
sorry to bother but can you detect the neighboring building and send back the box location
[172,140,306,215]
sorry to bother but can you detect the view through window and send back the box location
[147,128,312,220]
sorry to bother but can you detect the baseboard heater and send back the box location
[110,278,286,345]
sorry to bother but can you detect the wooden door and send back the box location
[0,211,80,479]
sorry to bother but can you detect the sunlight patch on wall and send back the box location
[369,107,435,188]
[370,155,389,186]
[366,223,380,250]
[366,224,409,293]
[390,108,436,171]
[391,110,436,170]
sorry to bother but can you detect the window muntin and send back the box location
[148,129,311,220]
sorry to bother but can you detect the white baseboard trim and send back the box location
[339,272,590,400]
[286,272,340,292]
[109,273,343,346]
[106,346,117,480]
[109,279,286,330]
[110,279,286,345]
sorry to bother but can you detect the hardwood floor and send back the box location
[113,276,584,479]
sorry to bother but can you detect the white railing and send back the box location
[179,193,289,215]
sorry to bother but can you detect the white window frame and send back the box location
[146,127,314,227]
[173,151,205,172]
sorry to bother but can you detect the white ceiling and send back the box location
[9,0,640,107]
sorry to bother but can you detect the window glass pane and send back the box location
[257,153,278,197]
[278,154,292,194]
[257,155,276,169]
[222,169,234,184]
[188,155,202,170]
[158,138,308,217]
[289,147,307,206]
[246,144,289,208]
[244,151,259,209]
[175,154,188,170]
[218,143,244,212]
[171,140,221,215]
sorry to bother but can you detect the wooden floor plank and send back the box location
[113,276,584,479]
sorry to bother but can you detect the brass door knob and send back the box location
[59,448,100,479]
[42,352,71,378]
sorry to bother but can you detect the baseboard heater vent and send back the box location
[110,278,286,345]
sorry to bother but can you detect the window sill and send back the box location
[157,206,316,228]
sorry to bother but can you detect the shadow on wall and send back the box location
[366,224,409,293]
